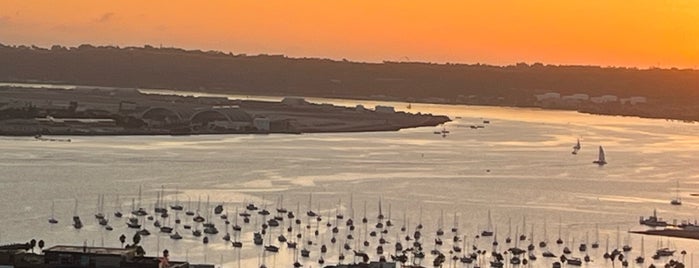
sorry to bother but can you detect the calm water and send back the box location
[2,93,699,267]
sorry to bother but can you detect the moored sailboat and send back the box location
[72,199,83,229]
[635,236,645,264]
[481,210,494,237]
[48,200,59,224]
[114,195,123,218]
[671,180,682,205]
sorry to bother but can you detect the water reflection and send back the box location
[0,89,698,267]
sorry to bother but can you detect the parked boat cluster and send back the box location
[47,189,690,268]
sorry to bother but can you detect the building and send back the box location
[139,106,253,131]
[324,262,397,268]
[253,117,271,132]
[561,93,589,101]
[42,245,190,268]
[590,95,619,104]
[620,96,647,105]
[190,107,252,131]
[374,105,395,113]
[35,116,117,127]
[534,92,561,101]
[44,245,136,268]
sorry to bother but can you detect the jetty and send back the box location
[631,229,699,240]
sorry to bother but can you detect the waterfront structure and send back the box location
[374,105,395,113]
[0,244,206,268]
[324,262,397,268]
[43,245,196,268]
[253,117,271,131]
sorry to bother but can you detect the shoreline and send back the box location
[5,80,695,124]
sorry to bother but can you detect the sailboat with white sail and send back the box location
[593,146,607,165]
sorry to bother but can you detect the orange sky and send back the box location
[1,0,698,68]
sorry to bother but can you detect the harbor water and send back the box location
[1,96,699,267]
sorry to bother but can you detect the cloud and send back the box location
[95,12,115,23]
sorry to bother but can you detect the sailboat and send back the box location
[591,224,600,248]
[185,196,195,216]
[132,185,148,216]
[114,195,123,218]
[95,194,105,219]
[170,188,183,211]
[519,215,527,241]
[97,194,109,226]
[160,211,173,233]
[671,180,682,205]
[277,194,288,214]
[436,210,444,236]
[481,210,494,237]
[264,225,279,253]
[306,193,317,217]
[48,200,59,224]
[592,146,607,165]
[572,138,581,154]
[556,216,563,245]
[635,236,645,264]
[622,229,632,251]
[169,211,182,240]
[505,218,512,244]
[72,199,83,229]
[539,219,547,248]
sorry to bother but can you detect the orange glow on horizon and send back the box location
[1,0,698,68]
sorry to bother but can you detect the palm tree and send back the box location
[133,233,141,245]
[38,240,45,253]
[119,234,126,247]
[135,246,146,256]
[29,239,36,253]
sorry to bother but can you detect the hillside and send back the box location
[2,44,699,120]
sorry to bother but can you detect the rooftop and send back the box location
[44,245,135,256]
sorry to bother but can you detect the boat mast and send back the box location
[349,193,354,219]
[543,219,547,243]
[558,216,562,241]
[507,217,512,240]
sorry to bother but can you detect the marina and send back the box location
[2,99,699,267]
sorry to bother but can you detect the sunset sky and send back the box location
[1,1,697,68]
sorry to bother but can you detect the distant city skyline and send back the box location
[1,0,697,69]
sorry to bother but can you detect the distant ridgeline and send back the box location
[2,44,699,121]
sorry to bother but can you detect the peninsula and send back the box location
[0,86,449,136]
